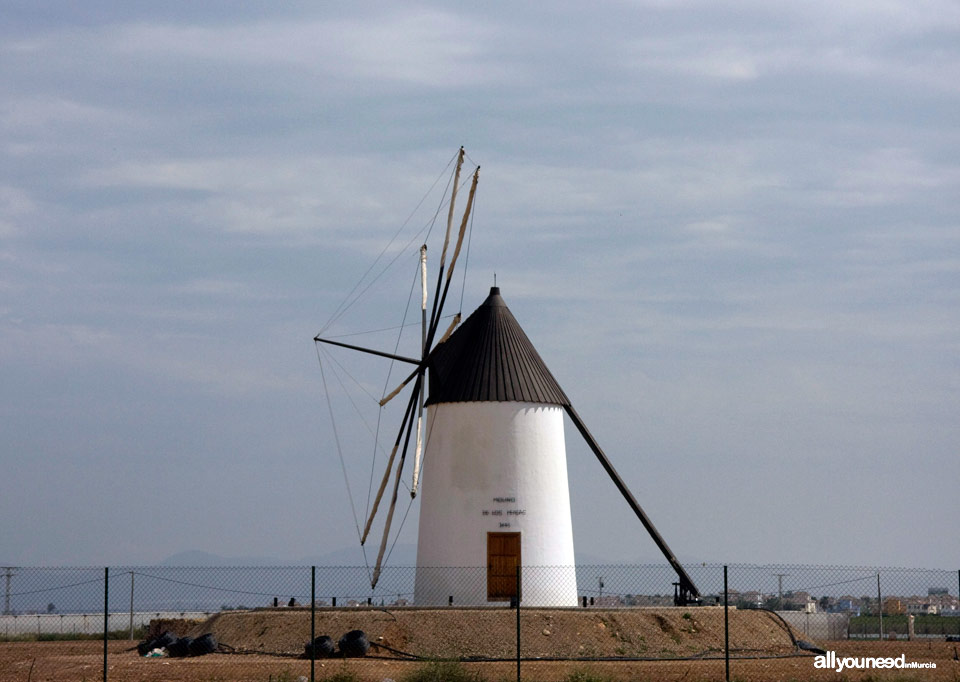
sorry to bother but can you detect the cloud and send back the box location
[98,9,509,90]
[2,1,958,568]
[0,186,35,237]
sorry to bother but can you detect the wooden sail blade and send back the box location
[410,411,423,498]
[424,167,480,354]
[370,442,406,587]
[362,441,398,545]
[437,313,461,345]
[372,374,422,588]
[379,366,420,407]
[420,244,429,328]
[563,404,701,602]
[425,148,465,345]
[412,243,428,499]
[362,376,422,544]
[445,166,479,285]
[440,147,464,270]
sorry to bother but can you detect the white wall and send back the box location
[776,611,851,640]
[0,611,212,636]
[414,402,578,606]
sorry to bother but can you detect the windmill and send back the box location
[315,148,701,606]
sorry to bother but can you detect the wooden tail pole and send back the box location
[564,405,700,603]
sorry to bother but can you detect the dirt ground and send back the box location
[2,608,958,681]
[1,640,958,681]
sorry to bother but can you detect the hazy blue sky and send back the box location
[2,1,958,571]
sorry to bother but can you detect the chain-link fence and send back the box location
[1,564,957,679]
[725,564,960,641]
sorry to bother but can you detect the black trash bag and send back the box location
[136,637,156,656]
[796,639,826,655]
[304,634,335,658]
[166,636,193,658]
[188,632,217,656]
[338,629,369,657]
[137,630,177,656]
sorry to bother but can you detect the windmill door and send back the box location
[487,532,521,601]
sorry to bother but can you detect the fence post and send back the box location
[311,566,316,682]
[128,572,135,640]
[876,573,883,640]
[516,564,521,682]
[103,567,109,682]
[724,565,730,682]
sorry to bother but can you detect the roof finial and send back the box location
[494,272,497,287]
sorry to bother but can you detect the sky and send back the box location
[1,1,958,572]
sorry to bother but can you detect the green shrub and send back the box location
[401,660,485,682]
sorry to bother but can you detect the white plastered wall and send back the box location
[414,401,578,606]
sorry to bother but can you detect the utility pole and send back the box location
[2,567,16,615]
[773,573,789,610]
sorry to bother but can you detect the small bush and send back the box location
[401,660,485,682]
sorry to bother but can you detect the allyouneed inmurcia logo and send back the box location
[814,650,936,672]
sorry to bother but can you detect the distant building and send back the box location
[783,591,817,612]
[830,598,860,616]
[883,598,905,615]
[594,595,622,607]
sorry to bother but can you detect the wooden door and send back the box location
[487,532,521,601]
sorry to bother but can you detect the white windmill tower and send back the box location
[315,149,701,607]
[413,285,578,606]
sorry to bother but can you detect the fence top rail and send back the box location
[5,563,957,571]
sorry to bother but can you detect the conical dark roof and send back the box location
[425,287,570,406]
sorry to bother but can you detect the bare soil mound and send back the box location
[189,606,800,660]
